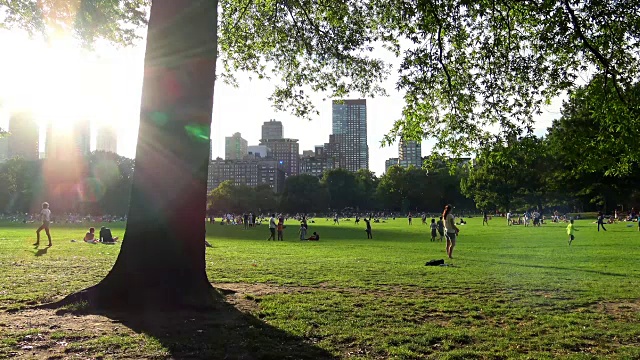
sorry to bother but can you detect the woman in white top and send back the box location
[35,202,53,247]
[442,204,459,259]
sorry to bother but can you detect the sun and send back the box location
[0,32,140,133]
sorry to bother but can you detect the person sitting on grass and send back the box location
[567,219,578,246]
[307,232,320,241]
[100,226,119,244]
[84,227,97,243]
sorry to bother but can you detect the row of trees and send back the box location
[0,152,134,215]
[462,77,640,214]
[208,166,474,214]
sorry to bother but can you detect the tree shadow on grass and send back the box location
[479,259,637,278]
[54,287,336,359]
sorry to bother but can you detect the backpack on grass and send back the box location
[425,259,445,266]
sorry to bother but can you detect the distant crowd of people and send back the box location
[1,212,125,224]
[19,200,640,258]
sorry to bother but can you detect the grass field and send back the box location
[1,217,639,359]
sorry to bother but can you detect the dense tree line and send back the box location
[207,165,473,214]
[0,151,133,215]
[462,78,640,214]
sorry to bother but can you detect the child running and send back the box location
[436,216,445,242]
[277,218,284,241]
[35,202,52,247]
[567,219,578,246]
[429,218,437,241]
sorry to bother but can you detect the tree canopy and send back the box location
[0,0,148,46]
[383,0,640,161]
[3,1,638,158]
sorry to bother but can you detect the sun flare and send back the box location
[1,32,142,133]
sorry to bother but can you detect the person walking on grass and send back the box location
[277,217,285,241]
[482,210,489,226]
[437,216,445,242]
[364,217,372,239]
[443,204,459,259]
[597,212,607,232]
[408,212,413,225]
[35,202,52,247]
[333,213,339,225]
[267,213,277,240]
[430,218,437,241]
[298,222,307,240]
[567,219,578,246]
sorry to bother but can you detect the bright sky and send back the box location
[0,29,563,176]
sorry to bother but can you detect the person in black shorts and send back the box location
[597,212,607,232]
[35,202,52,247]
[436,216,445,242]
[364,217,372,239]
[430,218,437,241]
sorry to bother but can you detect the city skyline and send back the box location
[0,29,564,175]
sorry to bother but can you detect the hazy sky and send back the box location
[0,29,563,175]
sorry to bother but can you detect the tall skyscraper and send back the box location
[384,138,423,172]
[332,99,368,171]
[8,113,39,161]
[225,132,248,160]
[96,125,118,153]
[45,123,61,159]
[398,138,422,168]
[46,120,91,160]
[261,119,283,141]
[260,138,299,176]
[323,134,344,169]
[73,119,91,156]
[0,128,8,162]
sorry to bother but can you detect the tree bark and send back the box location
[65,0,219,309]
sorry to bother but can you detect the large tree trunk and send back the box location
[65,0,219,309]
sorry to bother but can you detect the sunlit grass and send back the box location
[1,217,639,358]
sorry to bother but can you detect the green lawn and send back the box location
[1,218,639,359]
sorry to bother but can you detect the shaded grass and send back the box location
[1,218,639,358]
